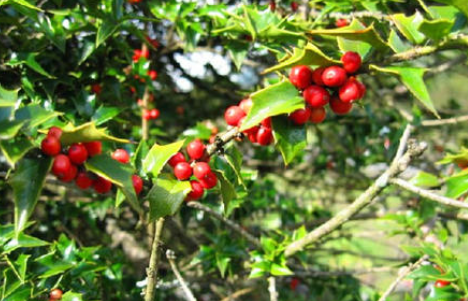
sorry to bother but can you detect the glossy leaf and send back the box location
[337,20,372,58]
[4,233,49,253]
[409,171,440,188]
[96,18,120,47]
[62,291,83,301]
[0,120,25,140]
[56,122,130,145]
[224,146,245,188]
[92,106,121,126]
[143,140,185,177]
[270,262,293,276]
[0,137,34,167]
[0,85,18,107]
[15,104,61,130]
[9,158,52,236]
[146,178,191,221]
[214,170,237,212]
[445,174,468,199]
[387,29,411,53]
[391,12,426,44]
[272,117,307,165]
[418,19,454,41]
[7,53,55,78]
[239,80,304,131]
[432,0,468,18]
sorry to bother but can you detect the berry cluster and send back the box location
[268,1,298,13]
[335,18,349,28]
[288,51,365,124]
[168,139,218,201]
[224,98,274,146]
[41,127,143,196]
[49,288,63,301]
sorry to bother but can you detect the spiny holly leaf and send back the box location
[391,12,426,44]
[9,158,52,236]
[143,140,185,178]
[3,234,49,254]
[224,146,246,188]
[0,85,18,107]
[418,19,454,41]
[263,43,339,74]
[96,17,121,47]
[0,120,26,140]
[7,53,55,78]
[146,178,191,221]
[409,171,440,188]
[308,20,391,51]
[387,29,411,53]
[445,174,468,199]
[370,65,439,117]
[15,105,62,130]
[272,117,307,165]
[62,291,83,301]
[337,20,372,58]
[239,80,304,131]
[0,137,34,167]
[56,122,130,146]
[213,170,237,214]
[437,147,468,165]
[432,0,468,18]
[84,154,141,215]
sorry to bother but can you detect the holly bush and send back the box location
[2,0,468,300]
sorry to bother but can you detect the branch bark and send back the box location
[145,217,165,301]
[267,277,278,301]
[166,249,197,301]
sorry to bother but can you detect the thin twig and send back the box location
[377,256,428,301]
[186,202,261,248]
[145,218,165,301]
[166,250,197,301]
[206,127,240,157]
[390,178,468,210]
[421,115,468,127]
[267,277,278,301]
[294,266,396,277]
[220,288,255,301]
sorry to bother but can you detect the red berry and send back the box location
[310,107,326,124]
[186,139,206,160]
[224,106,246,127]
[75,172,93,189]
[199,172,217,189]
[112,149,130,164]
[146,36,159,48]
[141,48,149,59]
[91,84,102,95]
[83,141,102,157]
[335,18,349,27]
[312,67,325,86]
[132,175,143,195]
[148,70,157,80]
[341,51,362,74]
[339,79,361,103]
[47,126,62,139]
[52,154,71,178]
[290,1,298,12]
[321,66,347,87]
[247,132,257,144]
[41,136,61,156]
[289,65,313,90]
[174,162,193,180]
[356,80,366,98]
[150,109,160,119]
[132,49,142,62]
[50,289,63,300]
[60,164,77,182]
[169,152,186,167]
[68,143,88,165]
[193,162,211,180]
[143,109,151,120]
[303,85,330,108]
[330,96,353,115]
[269,1,276,11]
[290,278,300,290]
[239,98,253,114]
[257,127,273,146]
[261,117,272,128]
[93,177,112,194]
[186,180,204,201]
[435,280,451,288]
[289,108,311,125]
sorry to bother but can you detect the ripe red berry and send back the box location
[148,70,157,80]
[93,177,112,194]
[50,288,63,300]
[269,1,276,11]
[356,80,366,98]
[41,136,61,156]
[47,126,62,139]
[240,118,260,136]
[261,117,272,128]
[143,109,151,120]
[290,278,300,290]
[289,108,311,125]
[150,109,160,119]
[91,84,102,95]
[435,279,451,288]
[146,36,159,48]
[290,1,298,12]
[224,106,246,127]
[303,85,330,108]
[186,180,204,201]
[75,172,93,189]
[310,107,326,124]
[174,162,193,180]
[330,96,353,115]
[335,18,349,28]
[132,49,142,62]
[257,127,273,146]
[312,67,325,86]
[341,51,362,74]
[169,152,186,167]
[52,154,71,178]
[239,98,253,114]
[321,66,347,87]
[112,149,130,164]
[68,143,88,165]
[289,65,313,90]
[339,79,361,103]
[186,139,205,160]
[193,162,211,180]
[199,172,217,189]
[247,132,257,144]
[83,141,102,157]
[60,164,77,182]
[141,48,149,59]
[132,175,143,195]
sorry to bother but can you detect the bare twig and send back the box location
[220,288,255,301]
[206,127,240,157]
[186,201,261,248]
[166,250,197,301]
[145,218,165,301]
[377,256,428,301]
[294,266,395,277]
[390,178,468,210]
[267,277,278,301]
[421,115,468,127]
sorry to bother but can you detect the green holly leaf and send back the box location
[418,19,454,41]
[270,262,293,276]
[0,120,26,140]
[272,116,307,165]
[224,146,246,188]
[54,122,130,146]
[214,170,237,213]
[0,85,18,107]
[410,171,440,188]
[0,137,35,167]
[336,20,372,58]
[7,53,55,78]
[432,0,468,18]
[143,140,185,178]
[15,104,62,131]
[239,80,304,131]
[4,233,49,254]
[9,158,52,236]
[96,17,121,47]
[387,29,411,53]
[445,174,468,199]
[62,291,83,301]
[146,178,191,221]
[391,12,426,44]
